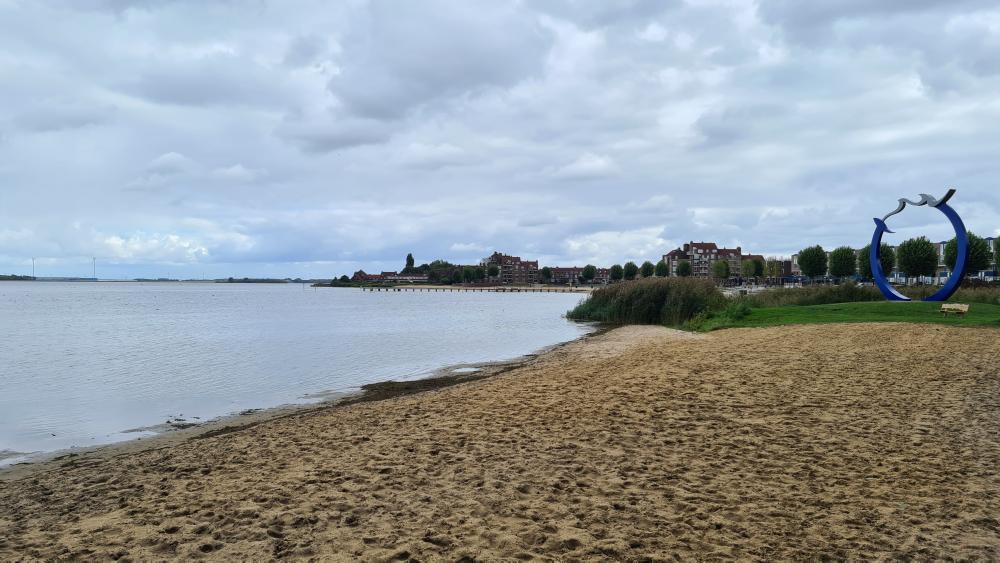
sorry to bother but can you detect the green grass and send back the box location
[687,301,1000,332]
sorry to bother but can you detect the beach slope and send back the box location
[2,323,999,559]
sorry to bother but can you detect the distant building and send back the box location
[549,267,583,285]
[663,242,742,278]
[351,270,428,283]
[351,270,382,282]
[483,252,539,285]
[548,266,610,285]
[384,272,429,282]
[594,268,611,285]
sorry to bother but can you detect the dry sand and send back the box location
[2,323,999,560]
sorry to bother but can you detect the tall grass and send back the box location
[901,285,1000,305]
[745,283,884,308]
[746,282,1000,307]
[567,277,726,326]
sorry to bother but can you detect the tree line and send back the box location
[796,231,997,281]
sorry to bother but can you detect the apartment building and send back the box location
[663,242,743,278]
[549,266,610,285]
[483,252,539,285]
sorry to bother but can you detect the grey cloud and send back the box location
[757,0,992,32]
[329,0,553,120]
[534,0,676,29]
[124,55,292,107]
[145,152,196,175]
[693,103,787,149]
[11,101,115,133]
[276,116,393,153]
[283,34,332,68]
[518,216,558,228]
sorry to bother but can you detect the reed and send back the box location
[567,277,726,326]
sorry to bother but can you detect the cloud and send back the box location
[212,164,262,182]
[551,153,618,180]
[123,54,293,108]
[329,0,553,120]
[1,0,999,278]
[283,34,332,68]
[11,100,115,133]
[562,226,673,266]
[398,143,471,169]
[276,116,393,153]
[449,242,487,253]
[145,152,196,175]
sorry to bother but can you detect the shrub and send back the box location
[567,277,726,326]
[901,284,1000,305]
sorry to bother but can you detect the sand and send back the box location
[2,323,999,560]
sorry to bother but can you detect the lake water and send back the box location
[0,282,592,465]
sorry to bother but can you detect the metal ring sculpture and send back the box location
[870,188,968,302]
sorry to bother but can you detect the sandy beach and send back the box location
[2,323,999,560]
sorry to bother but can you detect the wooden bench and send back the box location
[940,303,969,316]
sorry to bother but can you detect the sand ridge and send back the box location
[1,323,999,560]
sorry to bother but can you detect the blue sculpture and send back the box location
[870,188,968,302]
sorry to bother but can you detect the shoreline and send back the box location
[0,321,605,482]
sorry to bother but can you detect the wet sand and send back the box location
[2,323,999,560]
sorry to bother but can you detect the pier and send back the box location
[361,285,592,293]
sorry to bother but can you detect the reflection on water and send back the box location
[0,282,591,463]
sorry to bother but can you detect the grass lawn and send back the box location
[690,301,1000,332]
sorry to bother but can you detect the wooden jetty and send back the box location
[361,285,592,294]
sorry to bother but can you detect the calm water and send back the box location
[0,282,591,465]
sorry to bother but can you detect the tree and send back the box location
[676,261,692,277]
[462,266,476,283]
[450,269,462,284]
[581,264,597,283]
[488,264,500,278]
[753,259,765,278]
[995,239,1000,275]
[404,253,415,273]
[766,258,783,280]
[712,260,730,280]
[857,243,895,281]
[640,260,655,278]
[797,245,827,280]
[609,264,624,281]
[655,260,668,277]
[623,261,639,280]
[740,260,756,282]
[896,236,938,281]
[943,231,992,275]
[339,275,349,283]
[474,266,485,281]
[828,246,857,279]
[540,266,552,282]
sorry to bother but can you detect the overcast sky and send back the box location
[2,0,999,279]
